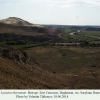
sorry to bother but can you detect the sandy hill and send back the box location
[0,17,42,27]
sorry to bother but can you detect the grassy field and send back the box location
[23,45,100,89]
[25,46,100,74]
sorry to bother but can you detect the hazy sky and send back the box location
[0,0,100,25]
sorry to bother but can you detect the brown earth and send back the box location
[0,46,100,89]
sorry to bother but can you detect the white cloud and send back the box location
[56,0,100,8]
[29,0,100,8]
[60,4,72,8]
[6,3,12,6]
[83,0,100,6]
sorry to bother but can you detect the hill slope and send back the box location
[0,46,100,89]
[0,45,67,89]
[0,17,42,27]
[0,17,62,42]
[0,23,61,42]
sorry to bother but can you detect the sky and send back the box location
[0,0,100,25]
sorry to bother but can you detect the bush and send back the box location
[7,41,16,45]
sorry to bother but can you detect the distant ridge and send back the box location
[0,17,43,27]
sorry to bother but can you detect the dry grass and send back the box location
[26,46,100,73]
[0,56,68,89]
[0,46,100,89]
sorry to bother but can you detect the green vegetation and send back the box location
[59,30,100,43]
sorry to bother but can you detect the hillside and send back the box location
[0,22,61,43]
[0,22,50,34]
[0,17,42,27]
[0,45,67,89]
[0,45,100,89]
